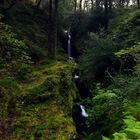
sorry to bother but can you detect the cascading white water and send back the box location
[74,74,79,79]
[68,32,72,58]
[80,105,88,118]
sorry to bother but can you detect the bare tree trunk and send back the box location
[85,0,89,11]
[83,0,86,11]
[48,0,53,57]
[118,0,122,7]
[96,0,100,10]
[74,0,77,12]
[79,0,82,11]
[48,0,58,58]
[91,0,94,10]
[54,0,58,57]
[109,0,112,11]
[137,0,140,8]
[104,0,109,31]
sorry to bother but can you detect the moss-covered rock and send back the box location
[0,60,78,140]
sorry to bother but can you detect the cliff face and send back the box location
[0,60,78,140]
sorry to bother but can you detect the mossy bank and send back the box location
[0,59,78,140]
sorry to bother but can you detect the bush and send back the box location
[0,20,32,77]
[79,33,119,86]
[0,78,20,117]
[83,85,123,139]
[16,64,33,81]
[0,77,19,96]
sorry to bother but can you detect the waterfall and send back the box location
[80,105,88,118]
[74,74,79,79]
[68,32,72,58]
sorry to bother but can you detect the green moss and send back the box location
[5,60,77,139]
[0,4,78,139]
[5,3,48,62]
[0,78,20,117]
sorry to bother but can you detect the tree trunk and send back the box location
[96,0,100,10]
[79,0,82,11]
[118,0,122,7]
[91,0,94,11]
[54,0,58,57]
[48,0,53,57]
[104,0,108,31]
[109,0,112,11]
[74,0,77,12]
[137,0,140,8]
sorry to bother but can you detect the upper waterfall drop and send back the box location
[80,105,88,118]
[68,31,72,59]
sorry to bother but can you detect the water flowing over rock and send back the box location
[80,105,88,118]
[68,32,72,58]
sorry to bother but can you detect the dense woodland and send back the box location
[0,0,140,139]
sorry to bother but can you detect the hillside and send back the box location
[1,1,140,140]
[0,3,78,139]
[0,59,78,139]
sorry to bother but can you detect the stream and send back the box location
[72,73,90,139]
[65,29,90,138]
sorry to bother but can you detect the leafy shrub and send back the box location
[0,78,20,117]
[28,43,46,62]
[83,85,123,138]
[16,64,33,81]
[79,33,119,86]
[0,77,19,96]
[103,116,140,140]
[0,20,31,77]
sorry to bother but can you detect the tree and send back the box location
[104,0,109,31]
[48,0,58,58]
[73,0,77,12]
[91,0,94,10]
[48,0,53,57]
[109,0,112,11]
[96,0,100,10]
[54,0,58,57]
[79,0,83,11]
[137,0,140,8]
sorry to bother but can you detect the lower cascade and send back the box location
[74,74,79,79]
[80,105,88,118]
[68,31,72,58]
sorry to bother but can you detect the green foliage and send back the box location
[110,9,140,49]
[22,76,59,104]
[0,78,19,94]
[0,59,77,139]
[0,78,20,117]
[115,42,140,75]
[5,3,48,62]
[104,115,140,140]
[79,9,140,139]
[82,85,123,139]
[0,20,31,77]
[10,60,77,140]
[79,33,118,86]
[16,64,33,81]
[28,43,46,62]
